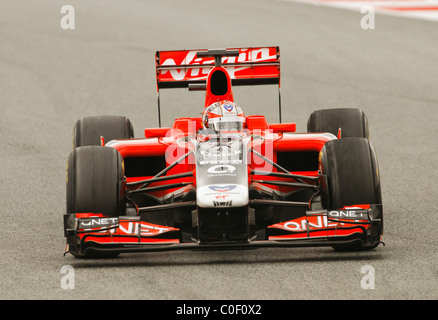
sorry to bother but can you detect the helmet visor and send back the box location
[210,117,245,131]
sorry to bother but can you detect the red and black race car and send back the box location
[64,46,383,258]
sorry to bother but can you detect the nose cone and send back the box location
[196,183,249,208]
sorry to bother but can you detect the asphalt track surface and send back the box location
[1,0,437,301]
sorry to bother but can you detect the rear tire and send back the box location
[307,108,369,138]
[73,115,134,148]
[319,138,382,251]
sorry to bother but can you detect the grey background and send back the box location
[0,0,437,299]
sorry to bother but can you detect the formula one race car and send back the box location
[64,46,384,258]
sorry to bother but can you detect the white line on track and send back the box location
[279,0,438,21]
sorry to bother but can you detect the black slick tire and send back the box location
[73,115,134,148]
[66,146,125,217]
[319,138,382,251]
[307,108,369,138]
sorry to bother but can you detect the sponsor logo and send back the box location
[223,104,234,112]
[207,164,236,174]
[117,222,174,236]
[328,210,369,220]
[209,185,237,192]
[159,47,277,81]
[279,216,338,232]
[79,220,176,236]
[78,217,118,229]
[272,211,369,233]
[206,164,237,177]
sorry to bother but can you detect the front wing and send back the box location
[64,205,383,257]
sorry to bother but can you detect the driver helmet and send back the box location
[202,101,245,132]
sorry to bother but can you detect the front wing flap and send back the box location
[267,204,383,246]
[64,213,182,257]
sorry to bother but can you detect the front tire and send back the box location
[66,146,125,217]
[66,146,125,258]
[319,138,382,251]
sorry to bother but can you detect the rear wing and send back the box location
[155,46,280,89]
[154,46,281,127]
